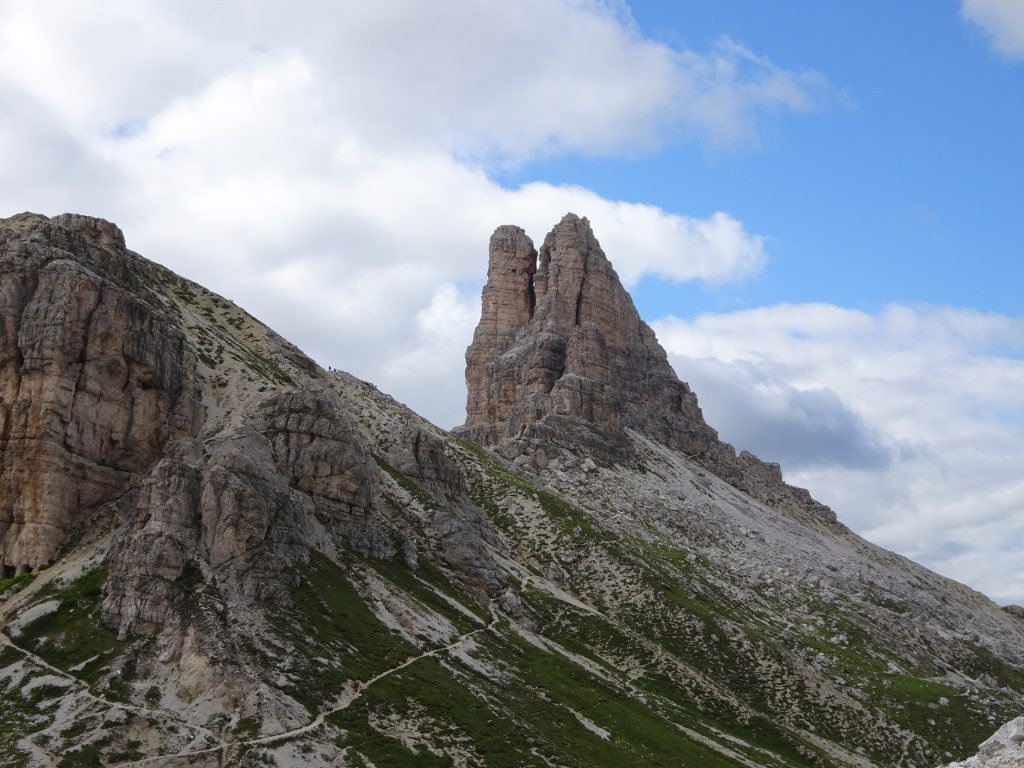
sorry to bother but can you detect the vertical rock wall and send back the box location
[0,214,204,574]
[457,213,836,521]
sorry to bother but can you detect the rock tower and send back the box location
[457,213,836,521]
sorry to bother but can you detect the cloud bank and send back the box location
[0,0,820,428]
[654,305,1024,604]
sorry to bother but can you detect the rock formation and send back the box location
[457,213,835,521]
[0,214,204,576]
[3,211,1024,768]
[0,212,500,638]
[941,717,1024,767]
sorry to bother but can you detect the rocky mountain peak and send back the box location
[458,213,836,521]
[4,212,1024,767]
[49,213,126,249]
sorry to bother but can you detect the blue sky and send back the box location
[505,1,1023,320]
[0,0,1021,602]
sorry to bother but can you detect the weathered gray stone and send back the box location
[457,213,836,522]
[0,213,204,574]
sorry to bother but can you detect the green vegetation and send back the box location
[0,573,35,597]
[366,555,485,633]
[451,439,835,765]
[0,644,25,668]
[331,631,746,768]
[265,551,415,712]
[0,690,49,767]
[234,716,260,737]
[0,645,69,768]
[14,564,129,686]
[56,745,103,767]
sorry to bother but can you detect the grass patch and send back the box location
[265,551,415,713]
[56,745,103,767]
[366,555,485,634]
[13,564,129,686]
[0,573,35,597]
[332,629,751,768]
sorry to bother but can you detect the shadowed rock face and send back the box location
[0,212,502,637]
[0,214,204,574]
[458,213,836,521]
[103,392,382,637]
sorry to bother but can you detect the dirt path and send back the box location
[112,613,499,766]
[0,576,221,758]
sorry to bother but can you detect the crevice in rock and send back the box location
[573,250,589,327]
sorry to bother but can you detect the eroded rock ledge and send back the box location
[0,212,502,638]
[0,213,204,575]
[456,213,836,522]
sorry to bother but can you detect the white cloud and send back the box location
[0,0,808,430]
[0,1,827,162]
[962,0,1024,58]
[653,304,1024,604]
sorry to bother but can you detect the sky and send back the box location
[0,1,1022,603]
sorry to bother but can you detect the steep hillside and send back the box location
[1,212,1022,768]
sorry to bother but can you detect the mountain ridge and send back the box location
[0,211,1022,768]
[456,211,836,524]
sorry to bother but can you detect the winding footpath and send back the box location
[112,613,499,766]
[0,571,221,760]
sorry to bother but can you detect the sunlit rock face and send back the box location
[0,213,204,575]
[457,212,835,522]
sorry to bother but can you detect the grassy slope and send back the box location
[4,440,1021,767]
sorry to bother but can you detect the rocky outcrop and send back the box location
[103,392,381,637]
[940,717,1024,767]
[0,213,204,576]
[457,213,835,521]
[0,212,502,639]
[388,427,502,591]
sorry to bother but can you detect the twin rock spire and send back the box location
[457,213,836,522]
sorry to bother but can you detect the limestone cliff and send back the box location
[457,213,835,521]
[0,214,204,576]
[0,212,500,639]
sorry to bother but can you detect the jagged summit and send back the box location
[4,212,1024,768]
[457,213,836,521]
[459,213,709,458]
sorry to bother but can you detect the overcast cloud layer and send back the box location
[654,306,1024,605]
[2,2,1021,604]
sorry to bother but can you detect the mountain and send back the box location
[1,211,1022,768]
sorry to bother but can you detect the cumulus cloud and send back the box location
[0,0,813,428]
[962,0,1024,58]
[654,304,1024,604]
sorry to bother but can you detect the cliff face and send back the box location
[0,214,204,576]
[2,212,1024,768]
[458,213,835,521]
[0,213,501,639]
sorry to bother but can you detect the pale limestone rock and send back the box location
[104,391,391,637]
[979,717,1024,757]
[940,717,1024,767]
[0,213,204,575]
[388,427,502,591]
[0,212,500,639]
[457,213,836,522]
